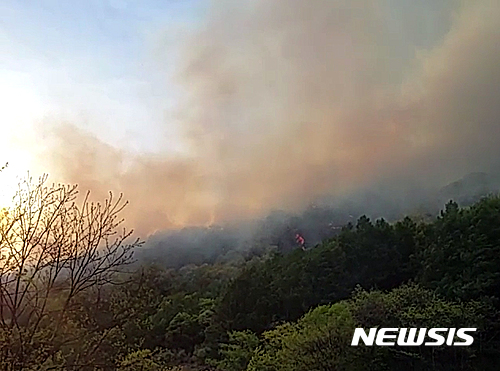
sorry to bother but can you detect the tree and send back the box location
[247,302,365,371]
[246,285,498,371]
[0,174,142,370]
[418,198,500,303]
[211,330,259,371]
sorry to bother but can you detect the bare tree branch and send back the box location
[0,174,143,369]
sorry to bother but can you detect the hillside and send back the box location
[137,172,500,269]
[54,197,500,369]
[4,180,500,370]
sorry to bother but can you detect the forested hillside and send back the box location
[2,178,500,370]
[137,171,500,270]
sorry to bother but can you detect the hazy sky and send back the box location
[0,0,499,235]
[0,0,204,160]
[0,0,207,204]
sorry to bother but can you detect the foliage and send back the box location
[248,301,366,371]
[209,330,259,371]
[2,173,500,370]
[246,285,498,371]
[117,349,181,371]
[418,199,500,303]
[216,215,419,333]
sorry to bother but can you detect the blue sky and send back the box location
[0,0,207,159]
[0,0,210,204]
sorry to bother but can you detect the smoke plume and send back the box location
[40,0,500,236]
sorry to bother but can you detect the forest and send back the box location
[1,174,500,370]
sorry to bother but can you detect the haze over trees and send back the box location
[1,172,500,370]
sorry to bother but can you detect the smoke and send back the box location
[39,0,500,236]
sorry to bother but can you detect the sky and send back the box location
[0,0,499,236]
[0,0,208,203]
[0,0,204,160]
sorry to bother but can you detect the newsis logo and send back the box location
[351,328,477,347]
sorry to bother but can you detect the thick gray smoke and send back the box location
[41,0,500,236]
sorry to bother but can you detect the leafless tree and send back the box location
[0,174,142,369]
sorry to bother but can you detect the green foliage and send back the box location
[217,214,419,333]
[350,284,498,370]
[117,349,181,371]
[244,284,498,371]
[248,302,367,371]
[4,194,500,370]
[418,198,500,303]
[119,349,163,371]
[210,330,259,371]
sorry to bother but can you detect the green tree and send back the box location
[418,198,500,303]
[211,330,259,371]
[247,302,366,371]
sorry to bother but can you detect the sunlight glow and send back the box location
[0,71,45,207]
